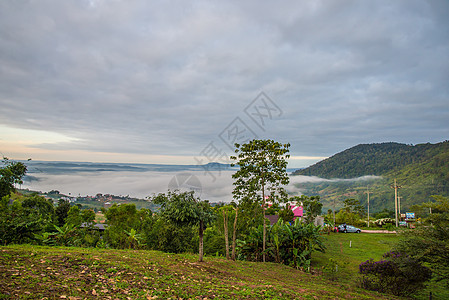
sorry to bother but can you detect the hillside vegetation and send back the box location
[291,141,449,212]
[293,141,449,181]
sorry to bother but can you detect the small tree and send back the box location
[152,191,215,262]
[0,157,27,199]
[231,139,290,262]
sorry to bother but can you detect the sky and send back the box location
[1,0,448,169]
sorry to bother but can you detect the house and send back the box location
[80,223,107,231]
[290,205,303,220]
[264,203,304,225]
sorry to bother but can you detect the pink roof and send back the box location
[291,206,303,217]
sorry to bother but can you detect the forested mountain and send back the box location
[291,141,449,213]
[293,141,449,181]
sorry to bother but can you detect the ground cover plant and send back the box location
[0,244,398,300]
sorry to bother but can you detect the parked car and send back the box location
[337,224,361,233]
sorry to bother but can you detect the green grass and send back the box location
[312,232,398,277]
[312,232,449,300]
[0,244,399,300]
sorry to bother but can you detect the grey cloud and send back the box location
[1,0,448,162]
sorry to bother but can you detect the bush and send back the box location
[237,219,325,270]
[359,251,431,296]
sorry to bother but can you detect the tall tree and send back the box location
[152,191,215,262]
[231,139,290,262]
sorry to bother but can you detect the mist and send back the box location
[21,163,380,202]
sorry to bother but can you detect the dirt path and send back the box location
[361,230,397,233]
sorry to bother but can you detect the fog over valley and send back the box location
[21,160,379,202]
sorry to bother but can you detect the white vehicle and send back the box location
[338,224,361,233]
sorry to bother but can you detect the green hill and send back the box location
[293,141,449,181]
[291,141,449,213]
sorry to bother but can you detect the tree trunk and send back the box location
[231,207,238,261]
[199,220,204,262]
[262,182,266,263]
[223,210,230,260]
[232,207,239,260]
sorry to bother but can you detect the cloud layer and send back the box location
[1,0,448,167]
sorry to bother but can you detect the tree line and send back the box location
[0,142,325,270]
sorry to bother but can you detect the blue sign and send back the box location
[406,212,415,219]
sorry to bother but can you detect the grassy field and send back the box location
[0,243,399,300]
[311,232,448,300]
[312,232,399,277]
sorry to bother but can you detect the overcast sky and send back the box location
[1,0,448,168]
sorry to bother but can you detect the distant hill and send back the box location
[293,141,449,181]
[291,141,449,212]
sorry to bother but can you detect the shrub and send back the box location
[359,251,431,296]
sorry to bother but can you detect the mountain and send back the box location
[291,141,449,213]
[293,141,449,181]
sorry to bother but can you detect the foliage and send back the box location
[231,139,290,262]
[124,228,145,249]
[231,139,290,204]
[66,205,83,227]
[0,194,55,245]
[0,157,27,199]
[342,198,365,217]
[237,219,325,270]
[278,204,294,223]
[372,208,394,220]
[103,203,152,249]
[335,210,362,227]
[359,251,431,296]
[395,196,449,287]
[145,217,196,253]
[411,195,449,226]
[55,199,71,226]
[152,191,215,261]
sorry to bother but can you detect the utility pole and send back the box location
[365,188,371,227]
[397,196,402,219]
[332,198,336,225]
[391,179,402,227]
